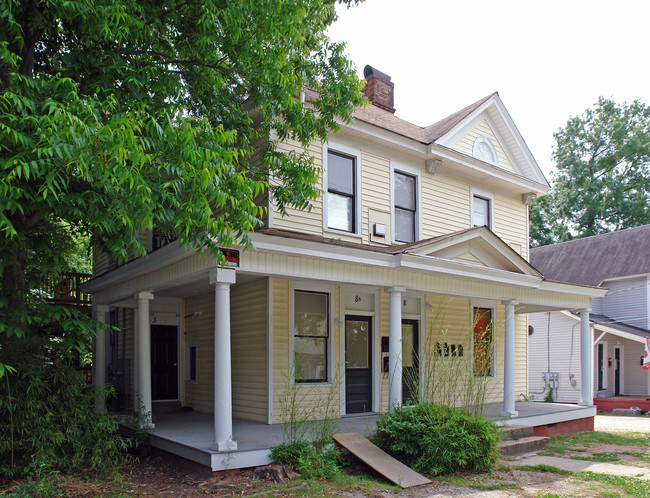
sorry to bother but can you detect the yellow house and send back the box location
[84,66,605,471]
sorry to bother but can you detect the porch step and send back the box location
[498,436,549,456]
[500,425,534,440]
[498,425,548,456]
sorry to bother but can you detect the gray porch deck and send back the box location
[147,401,595,472]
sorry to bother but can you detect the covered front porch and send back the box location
[145,401,596,472]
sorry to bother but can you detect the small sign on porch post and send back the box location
[220,248,239,267]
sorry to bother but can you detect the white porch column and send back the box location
[136,291,154,426]
[579,308,593,406]
[502,300,518,417]
[210,268,237,451]
[387,286,405,409]
[94,305,110,414]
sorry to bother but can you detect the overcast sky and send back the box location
[328,0,650,180]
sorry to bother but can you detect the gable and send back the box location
[404,226,540,276]
[449,119,517,174]
[433,94,548,186]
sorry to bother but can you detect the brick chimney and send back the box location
[362,65,395,113]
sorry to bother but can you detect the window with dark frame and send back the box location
[472,195,491,228]
[394,171,417,243]
[189,345,197,381]
[473,307,493,376]
[294,290,329,383]
[327,150,356,233]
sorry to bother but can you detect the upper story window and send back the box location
[473,307,494,377]
[473,136,498,165]
[472,193,492,229]
[326,150,356,233]
[294,290,329,383]
[394,171,417,243]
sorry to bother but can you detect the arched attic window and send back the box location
[473,136,498,166]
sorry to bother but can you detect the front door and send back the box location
[402,320,419,404]
[151,325,178,400]
[597,343,604,391]
[345,316,372,414]
[614,347,621,395]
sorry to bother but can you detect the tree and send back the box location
[0,0,365,476]
[530,97,650,247]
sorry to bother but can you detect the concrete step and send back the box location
[500,425,534,440]
[498,436,549,456]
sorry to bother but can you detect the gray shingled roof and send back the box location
[530,225,650,286]
[589,313,650,339]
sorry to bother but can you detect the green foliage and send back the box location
[0,320,130,478]
[530,97,650,246]
[270,441,342,480]
[544,387,554,403]
[1,0,364,478]
[373,403,500,476]
[575,471,650,498]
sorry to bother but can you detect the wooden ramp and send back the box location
[333,432,431,488]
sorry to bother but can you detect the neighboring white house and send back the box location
[528,225,650,402]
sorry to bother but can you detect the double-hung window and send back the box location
[294,290,329,383]
[327,150,356,233]
[473,307,494,377]
[394,171,417,243]
[472,194,491,229]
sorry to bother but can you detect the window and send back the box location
[394,171,417,243]
[472,136,498,165]
[294,290,329,383]
[472,194,491,228]
[186,341,197,381]
[473,307,493,376]
[327,150,356,233]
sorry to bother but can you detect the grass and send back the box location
[434,474,520,491]
[514,464,572,475]
[538,430,650,465]
[574,471,650,498]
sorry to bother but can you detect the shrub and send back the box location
[373,403,500,476]
[270,441,342,480]
[0,332,130,478]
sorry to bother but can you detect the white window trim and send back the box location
[322,142,362,237]
[390,162,422,244]
[470,188,494,230]
[471,300,496,378]
[289,281,337,387]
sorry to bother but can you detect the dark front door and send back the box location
[402,320,419,404]
[614,347,621,395]
[151,325,178,400]
[345,316,372,414]
[597,343,604,391]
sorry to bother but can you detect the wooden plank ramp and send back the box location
[333,432,431,488]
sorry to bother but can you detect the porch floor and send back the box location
[146,401,595,472]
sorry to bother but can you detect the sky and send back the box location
[328,0,650,179]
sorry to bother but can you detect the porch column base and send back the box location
[500,410,519,418]
[217,439,238,452]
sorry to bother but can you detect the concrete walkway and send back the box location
[514,454,650,480]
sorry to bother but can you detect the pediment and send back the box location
[404,227,540,276]
[434,94,547,186]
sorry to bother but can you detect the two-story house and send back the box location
[528,226,650,408]
[84,66,604,472]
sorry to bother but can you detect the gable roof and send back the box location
[530,225,650,287]
[257,226,540,276]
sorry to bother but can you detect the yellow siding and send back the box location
[421,174,470,238]
[183,293,215,413]
[452,120,516,173]
[361,151,391,241]
[494,194,529,260]
[272,278,341,423]
[231,279,268,422]
[272,139,324,236]
[422,294,508,408]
